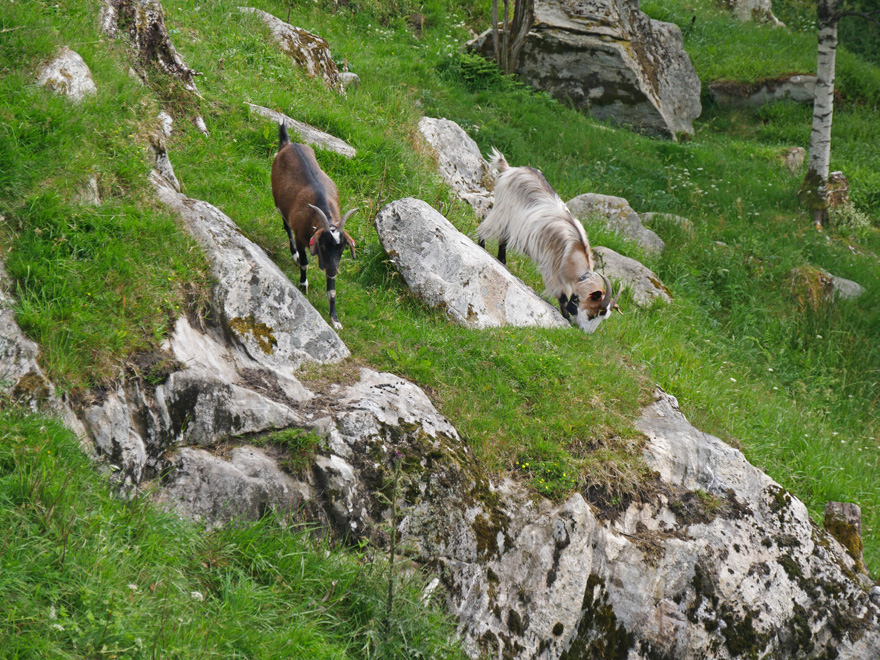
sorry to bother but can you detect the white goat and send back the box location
[477,148,619,332]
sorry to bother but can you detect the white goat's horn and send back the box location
[340,207,359,231]
[308,204,333,233]
[598,273,614,311]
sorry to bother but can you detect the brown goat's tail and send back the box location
[487,147,509,173]
[278,118,290,151]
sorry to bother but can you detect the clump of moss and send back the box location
[560,575,635,660]
[228,315,277,354]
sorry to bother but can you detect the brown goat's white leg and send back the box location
[327,276,341,329]
[283,220,299,265]
[295,245,309,294]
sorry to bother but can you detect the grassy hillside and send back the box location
[0,409,464,659]
[2,0,880,655]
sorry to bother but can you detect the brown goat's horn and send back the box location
[308,204,333,233]
[339,207,359,231]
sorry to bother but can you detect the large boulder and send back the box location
[726,0,784,26]
[568,192,666,254]
[239,7,344,94]
[467,0,702,139]
[594,246,672,307]
[151,170,348,371]
[418,117,494,218]
[374,198,569,329]
[36,46,97,102]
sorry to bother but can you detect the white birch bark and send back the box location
[800,0,841,227]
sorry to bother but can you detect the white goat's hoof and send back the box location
[332,320,343,330]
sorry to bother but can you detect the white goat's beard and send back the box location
[576,311,609,334]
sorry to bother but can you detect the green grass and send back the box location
[0,408,465,659]
[1,0,880,641]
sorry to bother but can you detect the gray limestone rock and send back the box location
[340,71,361,90]
[568,192,666,254]
[593,246,672,307]
[246,103,356,158]
[826,271,865,300]
[709,75,816,108]
[374,198,569,329]
[239,7,344,94]
[175,379,879,660]
[467,0,702,139]
[156,446,312,524]
[779,146,806,175]
[727,0,784,26]
[640,211,694,234]
[36,46,97,102]
[825,501,867,573]
[151,170,349,370]
[74,176,102,206]
[418,117,494,219]
[0,260,86,438]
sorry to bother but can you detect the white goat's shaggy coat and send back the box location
[476,148,594,301]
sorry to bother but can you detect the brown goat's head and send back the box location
[308,204,358,278]
[573,273,621,333]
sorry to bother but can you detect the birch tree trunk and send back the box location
[799,0,841,228]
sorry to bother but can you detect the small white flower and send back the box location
[816,334,823,339]
[768,367,773,372]
[50,624,64,632]
[190,591,204,602]
[128,584,138,592]
[773,386,778,390]
[730,377,736,382]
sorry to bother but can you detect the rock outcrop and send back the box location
[67,169,349,488]
[779,146,806,175]
[11,164,872,657]
[709,75,816,108]
[418,117,494,218]
[726,0,784,27]
[594,246,672,307]
[36,46,97,102]
[467,0,702,139]
[239,7,344,94]
[0,261,86,437]
[789,265,865,305]
[246,103,357,158]
[374,197,569,329]
[568,192,666,254]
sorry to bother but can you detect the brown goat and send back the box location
[271,120,357,329]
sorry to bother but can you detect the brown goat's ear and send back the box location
[310,228,325,255]
[344,231,356,259]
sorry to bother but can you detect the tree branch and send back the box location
[836,10,880,28]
